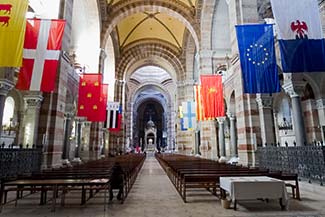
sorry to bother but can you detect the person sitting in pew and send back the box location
[109,162,124,201]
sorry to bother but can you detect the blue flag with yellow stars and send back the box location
[236,24,280,93]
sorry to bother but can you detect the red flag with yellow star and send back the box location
[77,74,107,122]
[200,75,225,120]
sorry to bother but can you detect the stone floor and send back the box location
[1,156,325,217]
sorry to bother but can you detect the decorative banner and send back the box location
[16,19,66,92]
[200,75,225,119]
[0,0,28,67]
[107,102,121,132]
[182,101,196,130]
[271,0,325,72]
[77,74,106,122]
[236,24,280,93]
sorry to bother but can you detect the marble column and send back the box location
[62,112,73,164]
[23,92,43,147]
[0,79,14,136]
[316,99,325,141]
[256,94,276,146]
[228,113,238,157]
[283,81,307,146]
[217,117,226,158]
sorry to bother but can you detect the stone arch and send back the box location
[117,43,185,81]
[101,1,200,51]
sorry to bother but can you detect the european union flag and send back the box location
[236,24,280,93]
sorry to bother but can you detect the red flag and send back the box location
[77,74,106,122]
[200,75,225,119]
[98,84,108,121]
[16,19,65,92]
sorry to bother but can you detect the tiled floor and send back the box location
[1,156,325,217]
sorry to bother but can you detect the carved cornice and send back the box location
[282,80,306,98]
[316,99,325,110]
[256,94,273,109]
[0,79,14,96]
[23,94,43,109]
[217,117,226,124]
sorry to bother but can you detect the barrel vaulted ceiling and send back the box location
[107,0,196,8]
[117,13,186,49]
[104,0,198,51]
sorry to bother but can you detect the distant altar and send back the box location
[144,119,157,152]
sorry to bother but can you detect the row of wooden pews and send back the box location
[0,153,145,212]
[155,153,300,203]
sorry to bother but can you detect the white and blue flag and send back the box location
[182,101,196,130]
[271,0,325,72]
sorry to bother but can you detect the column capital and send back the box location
[23,93,43,109]
[0,79,14,96]
[226,112,236,120]
[282,80,306,98]
[217,116,226,124]
[84,121,91,127]
[64,112,74,120]
[256,94,273,109]
[75,116,87,122]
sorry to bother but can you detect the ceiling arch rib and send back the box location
[101,1,200,51]
[117,43,185,81]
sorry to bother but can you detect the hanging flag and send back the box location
[236,24,280,93]
[200,75,225,119]
[271,0,325,72]
[16,19,66,92]
[194,85,204,121]
[182,101,196,130]
[107,102,121,132]
[98,83,108,121]
[77,74,106,122]
[0,0,28,67]
[178,105,187,131]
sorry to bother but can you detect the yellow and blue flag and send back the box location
[0,0,28,67]
[236,24,280,93]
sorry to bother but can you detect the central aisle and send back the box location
[108,156,219,217]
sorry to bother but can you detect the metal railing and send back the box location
[257,142,325,185]
[0,145,42,179]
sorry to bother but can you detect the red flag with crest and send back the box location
[16,18,65,92]
[200,75,225,119]
[77,74,107,122]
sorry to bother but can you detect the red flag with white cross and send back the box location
[16,18,66,92]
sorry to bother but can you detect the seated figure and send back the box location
[109,162,124,201]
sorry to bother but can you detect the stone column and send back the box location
[23,92,43,147]
[256,94,276,146]
[62,112,73,164]
[283,81,307,146]
[0,79,14,136]
[217,117,226,159]
[316,99,325,141]
[73,117,85,162]
[228,113,238,157]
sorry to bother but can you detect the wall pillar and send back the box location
[283,81,307,146]
[228,113,238,157]
[316,99,325,142]
[217,117,226,158]
[256,94,276,146]
[62,112,73,164]
[23,92,43,147]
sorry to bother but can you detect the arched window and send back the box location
[2,96,15,130]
